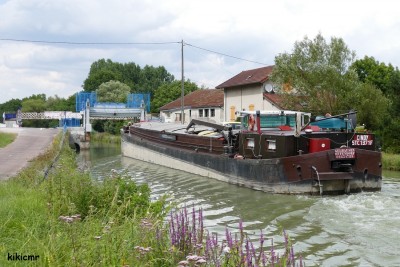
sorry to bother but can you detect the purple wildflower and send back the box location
[225,227,233,248]
[250,239,257,265]
[170,211,176,246]
[192,205,197,245]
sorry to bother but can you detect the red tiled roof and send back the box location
[263,93,305,110]
[216,65,274,89]
[160,89,224,111]
[263,93,284,109]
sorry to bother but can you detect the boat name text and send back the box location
[352,134,373,146]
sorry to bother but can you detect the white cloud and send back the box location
[1,0,400,104]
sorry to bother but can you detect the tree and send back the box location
[351,56,400,152]
[83,69,121,92]
[21,98,47,112]
[270,33,389,131]
[388,69,400,114]
[0,98,22,120]
[152,80,199,112]
[270,33,358,114]
[136,65,175,94]
[21,95,51,128]
[351,56,396,95]
[46,95,75,111]
[82,59,175,98]
[350,83,390,130]
[96,80,131,103]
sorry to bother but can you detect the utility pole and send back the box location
[181,40,185,124]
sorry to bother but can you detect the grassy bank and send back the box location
[0,132,303,266]
[0,132,16,148]
[382,152,400,171]
[0,133,168,266]
[90,131,121,144]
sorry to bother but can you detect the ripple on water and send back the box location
[303,192,400,266]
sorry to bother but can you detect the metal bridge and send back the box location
[19,111,82,120]
[13,92,149,121]
[18,108,143,120]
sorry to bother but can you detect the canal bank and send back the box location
[0,127,59,180]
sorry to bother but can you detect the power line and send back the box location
[185,42,269,66]
[0,37,269,66]
[0,38,180,45]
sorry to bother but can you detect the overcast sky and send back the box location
[1,0,400,104]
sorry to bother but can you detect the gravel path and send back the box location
[0,127,59,180]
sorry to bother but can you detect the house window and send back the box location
[199,109,203,117]
[210,109,215,117]
[204,109,209,117]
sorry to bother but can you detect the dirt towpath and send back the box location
[0,127,59,180]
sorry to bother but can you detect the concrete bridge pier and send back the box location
[69,99,92,151]
[68,127,90,152]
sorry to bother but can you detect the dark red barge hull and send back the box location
[121,126,382,195]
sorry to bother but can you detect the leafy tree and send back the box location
[152,80,199,112]
[20,95,50,128]
[46,95,75,111]
[0,98,22,121]
[388,69,400,114]
[82,59,175,99]
[381,117,400,153]
[137,65,175,94]
[270,33,390,131]
[351,57,400,152]
[21,98,47,112]
[96,80,131,103]
[103,120,125,135]
[350,83,390,130]
[270,33,357,114]
[83,69,121,92]
[351,56,400,114]
[351,56,396,95]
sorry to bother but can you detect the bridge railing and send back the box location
[20,111,82,120]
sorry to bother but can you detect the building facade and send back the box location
[159,89,224,124]
[216,66,283,121]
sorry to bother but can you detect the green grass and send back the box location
[0,132,17,148]
[0,133,171,266]
[90,131,121,144]
[382,152,400,171]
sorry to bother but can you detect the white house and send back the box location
[159,89,224,124]
[216,66,285,121]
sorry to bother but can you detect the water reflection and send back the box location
[84,144,400,266]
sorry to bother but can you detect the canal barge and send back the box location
[121,110,382,195]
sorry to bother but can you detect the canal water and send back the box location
[79,144,400,267]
